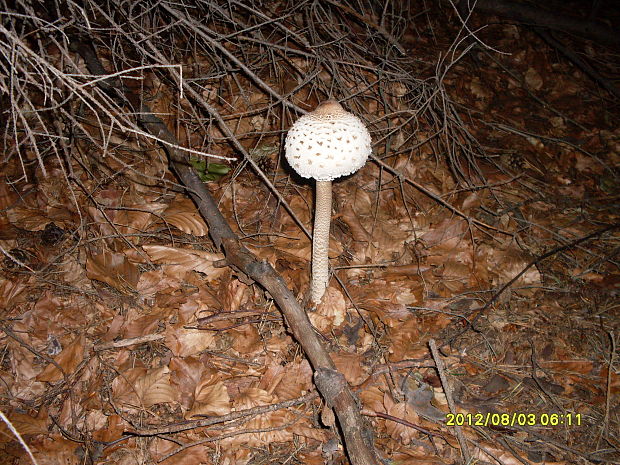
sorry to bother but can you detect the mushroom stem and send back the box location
[311,180,332,304]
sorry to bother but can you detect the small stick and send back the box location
[429,339,471,464]
[0,410,39,465]
[93,333,164,351]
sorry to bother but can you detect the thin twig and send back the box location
[429,339,471,464]
[0,411,39,465]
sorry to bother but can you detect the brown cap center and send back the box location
[312,100,345,116]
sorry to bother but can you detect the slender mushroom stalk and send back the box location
[285,100,371,305]
[312,179,332,304]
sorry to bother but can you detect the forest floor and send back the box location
[0,1,618,464]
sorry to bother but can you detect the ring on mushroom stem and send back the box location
[284,100,372,305]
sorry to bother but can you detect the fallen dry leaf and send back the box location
[37,334,86,383]
[86,250,139,293]
[187,379,231,417]
[112,366,177,408]
[166,326,216,357]
[162,196,209,236]
[143,244,226,281]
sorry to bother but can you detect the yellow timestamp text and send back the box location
[445,412,582,427]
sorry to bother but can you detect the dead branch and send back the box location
[71,41,382,465]
[458,0,620,47]
[429,339,471,463]
[468,221,620,329]
[535,28,620,99]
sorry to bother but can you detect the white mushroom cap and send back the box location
[285,100,371,181]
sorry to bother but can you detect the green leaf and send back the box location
[190,157,206,171]
[190,158,230,182]
[207,163,230,175]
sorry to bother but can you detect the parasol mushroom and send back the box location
[285,100,371,305]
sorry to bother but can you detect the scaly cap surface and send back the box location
[285,100,371,181]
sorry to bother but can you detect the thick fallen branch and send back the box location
[144,108,380,465]
[535,28,620,100]
[74,42,381,465]
[458,0,620,47]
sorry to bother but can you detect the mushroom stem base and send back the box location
[311,180,332,305]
